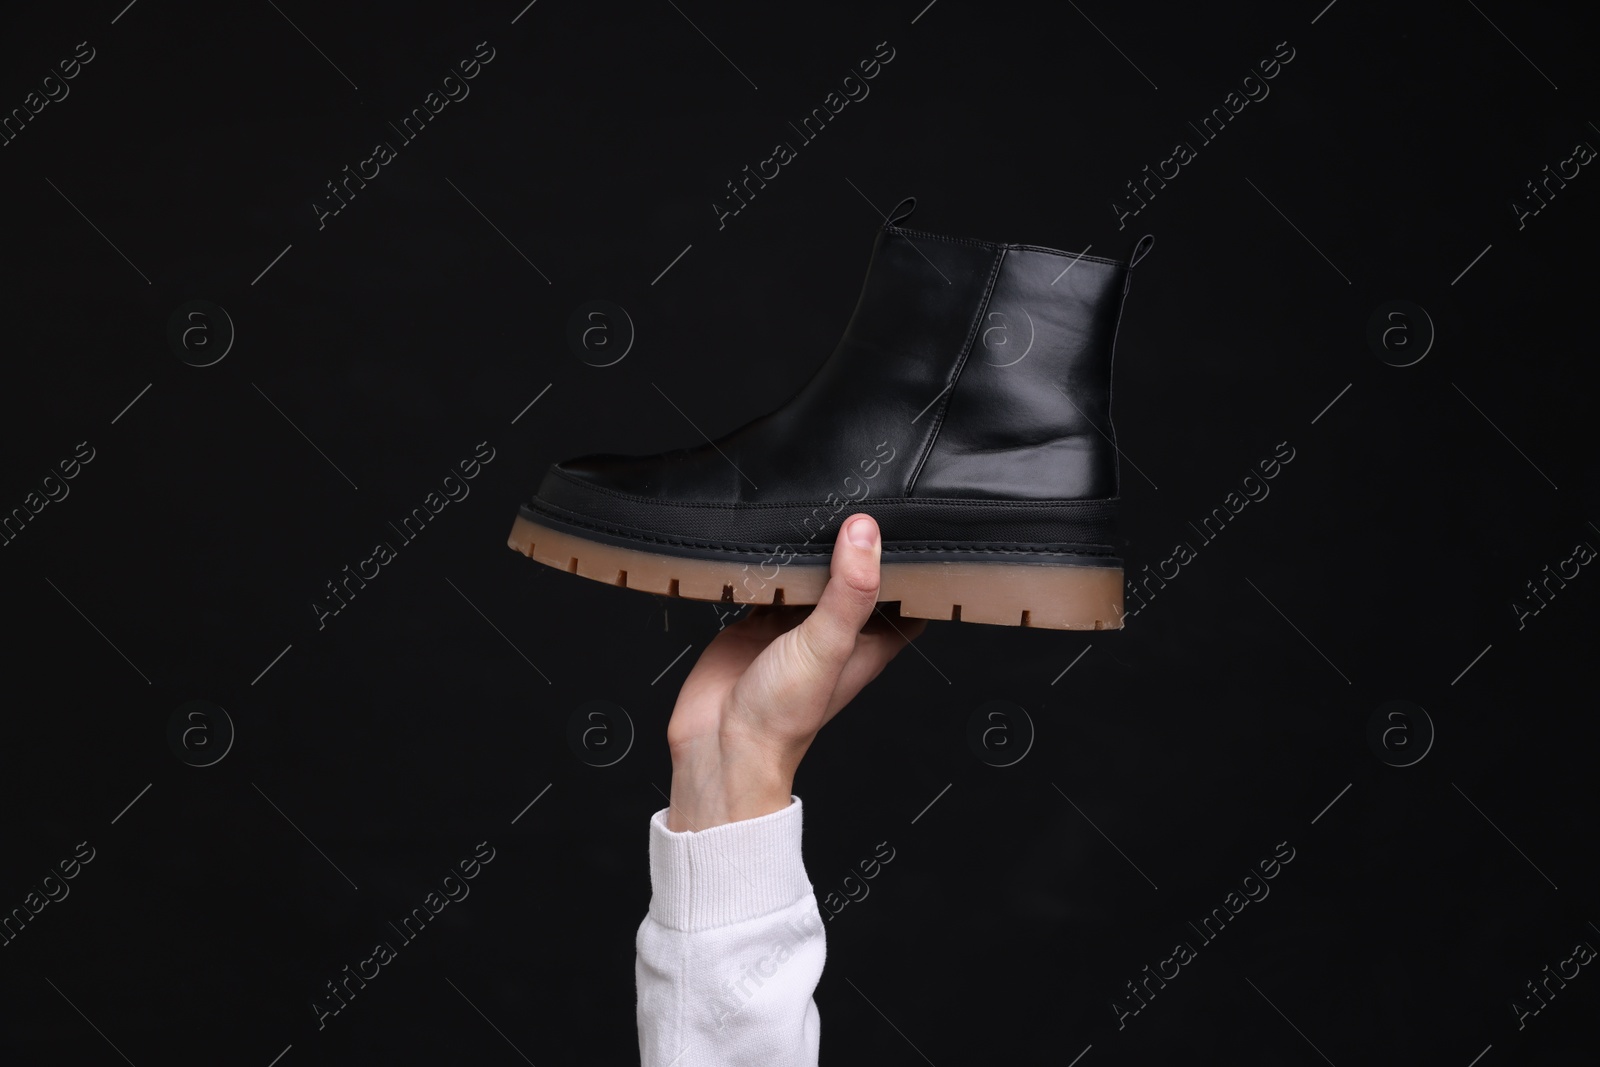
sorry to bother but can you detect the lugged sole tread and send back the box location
[507,515,1123,631]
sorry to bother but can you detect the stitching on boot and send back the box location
[528,506,1119,557]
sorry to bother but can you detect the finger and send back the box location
[791,513,882,676]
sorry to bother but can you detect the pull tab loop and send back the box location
[886,195,917,227]
[1129,233,1155,268]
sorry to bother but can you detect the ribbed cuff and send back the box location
[647,796,811,933]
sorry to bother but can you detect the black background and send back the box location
[2,1,1596,1063]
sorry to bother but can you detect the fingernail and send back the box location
[847,516,877,549]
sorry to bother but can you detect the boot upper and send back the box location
[531,219,1134,553]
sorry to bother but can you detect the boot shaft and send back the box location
[909,234,1131,500]
[805,221,1135,502]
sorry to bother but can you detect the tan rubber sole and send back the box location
[507,515,1124,630]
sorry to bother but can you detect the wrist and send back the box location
[667,735,797,831]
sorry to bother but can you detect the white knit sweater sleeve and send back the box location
[635,796,825,1067]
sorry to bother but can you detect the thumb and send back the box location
[793,514,883,674]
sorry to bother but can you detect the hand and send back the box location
[664,513,926,831]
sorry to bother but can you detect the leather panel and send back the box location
[913,247,1127,499]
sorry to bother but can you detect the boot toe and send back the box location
[534,449,711,526]
[540,443,742,504]
[540,452,660,498]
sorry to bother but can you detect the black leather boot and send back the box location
[509,201,1150,629]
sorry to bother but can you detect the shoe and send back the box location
[508,199,1151,629]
